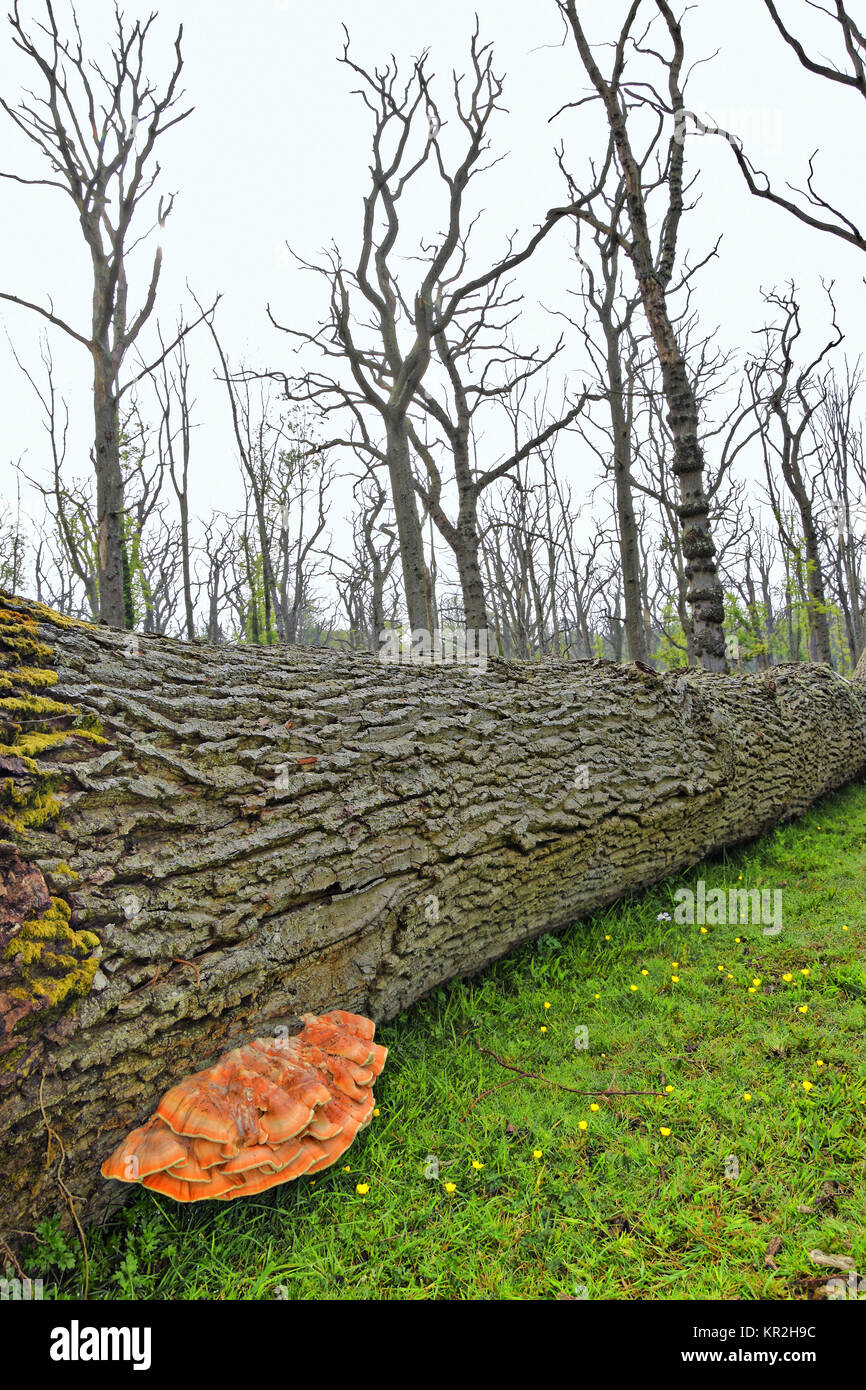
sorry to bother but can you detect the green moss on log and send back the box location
[0,596,106,1040]
[0,599,107,834]
[4,897,100,1010]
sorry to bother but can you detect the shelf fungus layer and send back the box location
[101,1010,387,1201]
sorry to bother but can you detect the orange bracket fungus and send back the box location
[101,1010,387,1202]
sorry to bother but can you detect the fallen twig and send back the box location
[474,1041,665,1098]
[39,1076,89,1297]
[459,1077,522,1122]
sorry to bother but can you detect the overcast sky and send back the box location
[1,0,864,583]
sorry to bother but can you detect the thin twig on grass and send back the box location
[38,1075,89,1297]
[474,1041,665,1098]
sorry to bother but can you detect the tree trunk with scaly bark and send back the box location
[1,590,865,1249]
[557,0,729,671]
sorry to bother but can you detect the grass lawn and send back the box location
[25,780,866,1300]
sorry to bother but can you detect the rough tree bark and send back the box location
[1,589,865,1250]
[554,0,729,671]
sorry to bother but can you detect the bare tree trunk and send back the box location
[93,363,126,629]
[453,518,489,633]
[608,345,647,662]
[555,0,728,670]
[802,517,834,665]
[386,419,432,633]
[1,589,865,1248]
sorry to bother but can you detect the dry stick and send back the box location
[459,1077,523,1123]
[0,1236,25,1280]
[127,964,163,994]
[127,957,200,996]
[170,957,201,987]
[38,1076,89,1298]
[474,1042,665,1098]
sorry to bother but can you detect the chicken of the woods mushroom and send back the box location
[101,1010,387,1202]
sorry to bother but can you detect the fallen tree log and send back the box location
[1,589,865,1250]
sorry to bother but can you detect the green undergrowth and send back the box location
[20,779,866,1301]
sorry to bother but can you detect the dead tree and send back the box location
[153,333,196,640]
[404,277,592,634]
[815,366,866,667]
[272,23,565,635]
[0,479,27,596]
[747,288,842,667]
[275,446,334,646]
[202,312,331,647]
[728,0,866,255]
[478,449,606,660]
[197,512,236,644]
[330,474,400,651]
[626,296,755,665]
[550,0,728,670]
[135,503,183,636]
[0,1,203,627]
[7,336,99,617]
[554,175,648,662]
[721,514,782,671]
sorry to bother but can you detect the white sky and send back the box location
[1,0,864,599]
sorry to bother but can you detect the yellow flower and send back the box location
[726,973,733,980]
[641,969,649,976]
[343,1165,351,1172]
[671,975,680,983]
[717,965,724,972]
[798,1004,809,1014]
[444,1182,457,1194]
[540,1025,548,1033]
[590,1103,600,1112]
[373,1108,380,1117]
[802,1080,813,1092]
[629,984,639,992]
[672,961,679,968]
[472,1160,484,1170]
[738,875,743,881]
[700,927,708,934]
[660,1127,672,1137]
[748,987,756,994]
[817,1060,825,1067]
[578,1120,588,1131]
[533,1149,543,1160]
[735,937,742,944]
[801,968,811,977]
[842,924,848,931]
[594,993,600,1000]
[665,1085,674,1094]
[752,978,761,986]
[782,973,793,982]
[356,1182,370,1196]
[605,935,611,941]
[743,1092,752,1101]
[544,1000,551,1010]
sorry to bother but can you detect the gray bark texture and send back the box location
[2,589,866,1250]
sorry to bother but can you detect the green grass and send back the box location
[20,780,866,1301]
